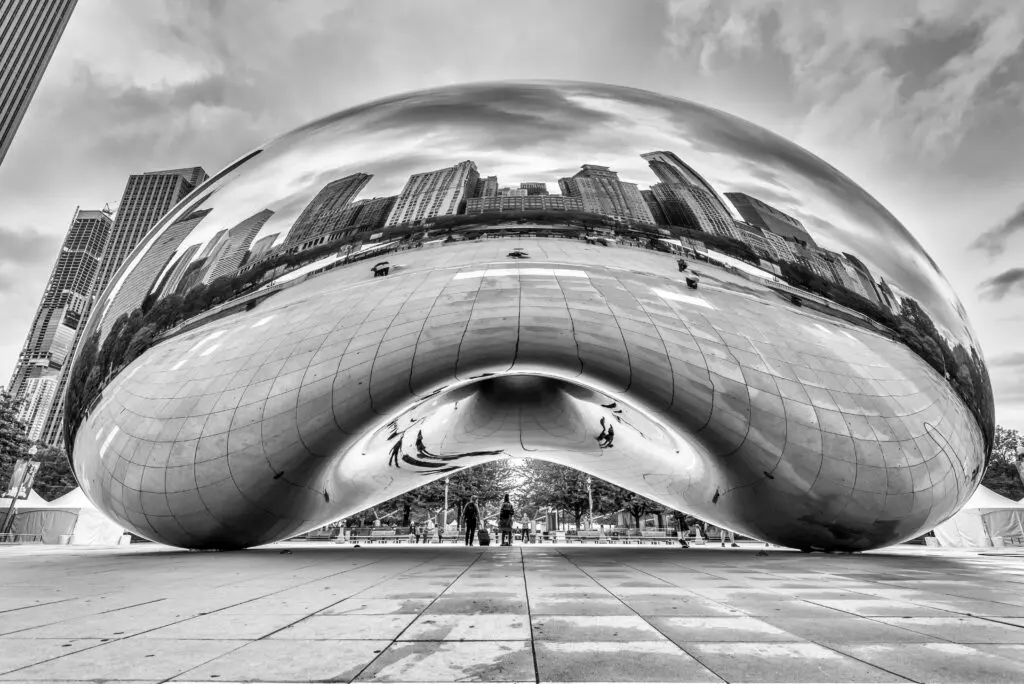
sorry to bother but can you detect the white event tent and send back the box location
[2,488,127,545]
[932,485,1024,547]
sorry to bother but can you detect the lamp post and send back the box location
[443,477,450,530]
[587,474,594,531]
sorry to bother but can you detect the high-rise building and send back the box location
[724,192,818,247]
[475,176,499,198]
[386,161,479,226]
[498,186,527,197]
[92,167,208,304]
[350,196,397,233]
[97,208,213,339]
[0,0,78,168]
[248,233,280,262]
[465,194,584,214]
[641,190,668,226]
[8,208,111,446]
[642,151,733,213]
[157,243,202,299]
[16,376,58,442]
[651,182,740,240]
[558,165,653,224]
[203,209,274,283]
[520,182,548,196]
[841,253,883,306]
[285,173,372,246]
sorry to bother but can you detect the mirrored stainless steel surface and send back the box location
[64,81,993,550]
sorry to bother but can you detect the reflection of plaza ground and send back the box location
[4,544,1024,682]
[72,239,983,552]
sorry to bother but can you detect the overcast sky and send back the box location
[1,0,1023,429]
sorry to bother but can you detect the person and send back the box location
[463,496,480,546]
[498,494,515,546]
[413,522,423,544]
[719,526,739,548]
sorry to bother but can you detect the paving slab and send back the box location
[5,543,1024,682]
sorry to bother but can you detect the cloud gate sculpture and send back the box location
[64,81,993,551]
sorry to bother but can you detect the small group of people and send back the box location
[460,494,517,546]
[679,518,740,548]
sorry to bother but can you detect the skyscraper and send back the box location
[558,165,653,224]
[204,209,274,283]
[97,208,212,338]
[386,161,479,226]
[349,196,397,234]
[17,376,58,442]
[641,189,668,226]
[724,192,818,247]
[642,151,739,239]
[519,182,548,196]
[285,173,372,246]
[475,176,499,198]
[0,0,78,168]
[8,208,111,445]
[247,233,280,262]
[92,167,208,303]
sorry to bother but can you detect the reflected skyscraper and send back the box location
[92,167,208,303]
[8,208,110,446]
[725,192,818,247]
[559,164,654,225]
[0,0,77,168]
[204,209,274,283]
[386,161,479,226]
[285,173,371,246]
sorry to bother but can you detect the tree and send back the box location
[982,425,1024,501]
[29,446,77,500]
[0,391,31,489]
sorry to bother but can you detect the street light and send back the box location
[587,474,594,531]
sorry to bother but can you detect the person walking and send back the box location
[498,494,515,546]
[463,496,480,547]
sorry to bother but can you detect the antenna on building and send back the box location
[102,202,117,215]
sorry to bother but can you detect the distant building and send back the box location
[519,182,548,195]
[498,186,527,197]
[8,208,111,446]
[641,151,739,240]
[558,165,653,224]
[16,376,59,443]
[99,208,214,338]
[733,222,773,259]
[157,243,202,299]
[877,278,901,316]
[286,173,372,245]
[203,209,274,284]
[758,229,799,263]
[651,182,740,240]
[841,253,883,306]
[91,167,208,305]
[641,190,668,226]
[464,194,584,214]
[0,0,78,168]
[724,192,818,247]
[248,232,280,262]
[349,196,397,233]
[475,175,499,198]
[386,161,480,226]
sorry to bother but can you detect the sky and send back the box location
[1,0,1023,428]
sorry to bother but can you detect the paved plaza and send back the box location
[3,544,1024,682]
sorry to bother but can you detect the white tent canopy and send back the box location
[4,487,126,545]
[932,485,1024,547]
[0,489,49,509]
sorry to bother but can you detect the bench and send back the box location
[641,531,675,545]
[568,531,604,543]
[350,529,399,544]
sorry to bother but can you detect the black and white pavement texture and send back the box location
[3,543,1024,683]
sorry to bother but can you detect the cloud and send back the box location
[0,225,61,272]
[662,0,1024,161]
[971,202,1024,256]
[979,267,1024,300]
[990,351,1024,367]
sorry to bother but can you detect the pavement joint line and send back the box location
[553,545,730,684]
[519,546,541,684]
[346,546,490,682]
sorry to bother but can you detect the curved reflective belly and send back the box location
[72,239,983,550]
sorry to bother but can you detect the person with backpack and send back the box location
[498,494,515,546]
[462,496,480,546]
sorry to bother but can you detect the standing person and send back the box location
[463,496,480,547]
[719,526,739,548]
[413,522,423,544]
[498,494,515,546]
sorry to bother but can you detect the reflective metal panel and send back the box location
[65,81,993,550]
